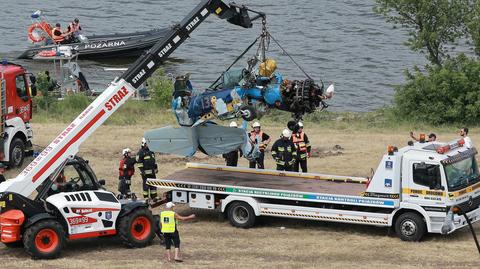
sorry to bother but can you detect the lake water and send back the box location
[0,0,426,111]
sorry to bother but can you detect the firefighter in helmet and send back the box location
[136,138,158,200]
[291,122,311,172]
[271,129,297,171]
[249,121,271,169]
[118,148,136,199]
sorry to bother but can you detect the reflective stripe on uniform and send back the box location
[161,211,176,233]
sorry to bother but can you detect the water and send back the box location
[0,0,426,112]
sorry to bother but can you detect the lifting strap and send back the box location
[209,36,259,89]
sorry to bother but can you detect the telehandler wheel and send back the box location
[23,220,66,259]
[118,207,155,248]
[9,138,25,168]
[395,212,426,242]
[227,201,256,228]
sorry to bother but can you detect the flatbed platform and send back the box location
[165,164,367,197]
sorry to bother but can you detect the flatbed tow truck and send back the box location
[149,138,480,241]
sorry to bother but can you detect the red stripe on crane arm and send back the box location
[32,109,107,182]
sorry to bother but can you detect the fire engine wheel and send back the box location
[23,220,66,259]
[118,207,155,248]
[9,138,25,168]
[227,201,256,228]
[395,212,426,242]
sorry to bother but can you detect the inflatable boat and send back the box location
[18,28,169,60]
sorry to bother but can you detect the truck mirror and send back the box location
[98,179,106,186]
[29,75,37,85]
[30,84,37,97]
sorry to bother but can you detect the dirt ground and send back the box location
[1,123,479,268]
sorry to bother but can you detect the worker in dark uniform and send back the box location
[118,148,136,199]
[222,121,242,166]
[292,122,311,172]
[161,202,196,262]
[136,138,158,200]
[249,121,270,169]
[271,129,297,171]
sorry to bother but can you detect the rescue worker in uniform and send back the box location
[292,122,311,172]
[222,121,242,166]
[51,23,69,44]
[67,18,82,41]
[160,202,196,262]
[136,138,158,200]
[249,121,270,169]
[118,148,135,199]
[271,129,297,171]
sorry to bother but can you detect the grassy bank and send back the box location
[32,96,470,136]
[2,121,479,269]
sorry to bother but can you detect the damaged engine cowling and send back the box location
[280,78,325,118]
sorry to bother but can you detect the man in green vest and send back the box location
[160,202,196,262]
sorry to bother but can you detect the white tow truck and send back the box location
[0,0,259,259]
[148,137,480,241]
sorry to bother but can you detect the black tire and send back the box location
[3,241,24,248]
[118,207,155,248]
[9,138,25,168]
[240,105,256,121]
[395,212,426,242]
[23,220,66,259]
[227,201,256,228]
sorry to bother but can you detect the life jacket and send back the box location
[52,28,64,42]
[160,211,177,233]
[119,157,134,178]
[292,131,307,152]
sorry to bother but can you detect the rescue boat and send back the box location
[18,28,169,60]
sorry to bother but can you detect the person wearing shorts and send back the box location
[160,202,195,262]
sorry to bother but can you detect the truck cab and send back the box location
[366,138,480,239]
[0,62,36,167]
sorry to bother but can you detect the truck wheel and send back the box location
[227,201,256,228]
[118,207,155,248]
[9,138,25,168]
[23,220,65,259]
[395,212,426,242]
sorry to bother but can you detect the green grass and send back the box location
[31,96,466,135]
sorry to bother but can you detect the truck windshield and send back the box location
[444,157,480,191]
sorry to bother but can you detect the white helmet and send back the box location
[166,202,175,209]
[252,121,261,128]
[298,122,304,128]
[229,121,238,128]
[122,148,131,155]
[141,137,147,146]
[282,128,292,138]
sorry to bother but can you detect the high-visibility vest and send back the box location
[249,131,263,144]
[52,29,64,42]
[292,132,307,152]
[160,211,176,233]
